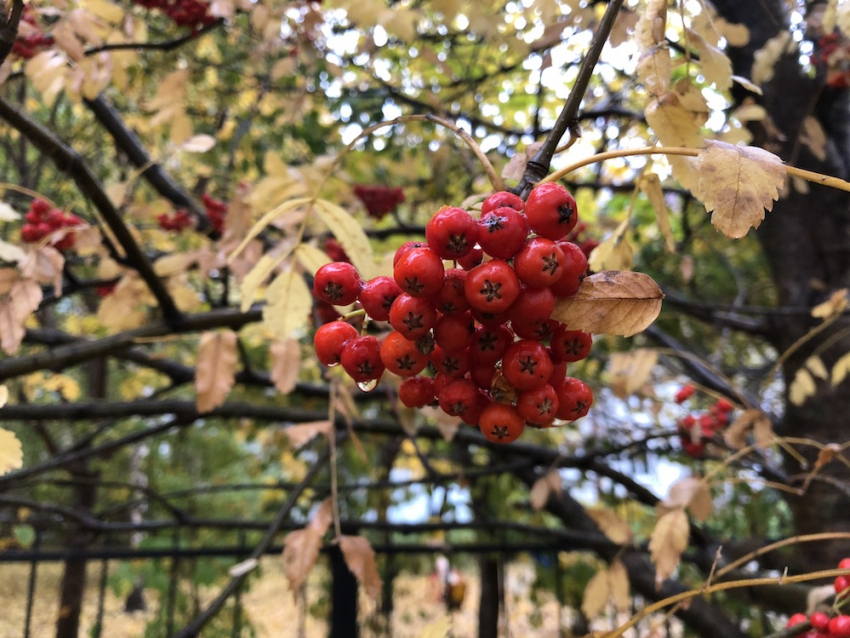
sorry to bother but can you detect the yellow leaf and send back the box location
[154,252,197,277]
[608,560,631,612]
[812,289,848,320]
[635,0,667,49]
[789,368,816,406]
[657,477,713,522]
[82,0,125,23]
[581,569,610,618]
[230,197,312,263]
[607,348,657,398]
[0,428,22,475]
[285,421,333,448]
[807,356,829,380]
[263,268,312,340]
[0,203,19,221]
[799,117,827,162]
[588,217,633,272]
[294,243,332,276]
[339,535,382,599]
[587,507,633,545]
[551,271,664,337]
[831,351,850,386]
[416,616,452,638]
[696,141,786,238]
[752,31,795,85]
[640,173,675,252]
[687,28,733,92]
[195,330,239,413]
[839,3,850,37]
[239,247,294,313]
[270,339,301,395]
[314,199,375,279]
[649,509,689,586]
[181,135,216,153]
[637,46,671,96]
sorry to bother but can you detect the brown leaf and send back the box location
[607,349,657,398]
[282,528,323,597]
[195,330,239,413]
[0,300,25,355]
[697,141,786,239]
[20,246,64,297]
[339,535,382,599]
[10,278,42,321]
[581,569,610,619]
[608,560,631,612]
[649,509,689,587]
[753,415,775,449]
[551,271,664,337]
[815,443,841,470]
[635,0,667,49]
[725,409,769,450]
[270,338,301,395]
[587,507,633,545]
[309,498,334,536]
[658,477,713,522]
[285,421,333,448]
[639,173,675,252]
[637,46,671,97]
[529,475,550,511]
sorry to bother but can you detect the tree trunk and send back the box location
[710,0,850,570]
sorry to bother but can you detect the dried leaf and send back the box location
[20,246,64,297]
[608,560,631,612]
[649,509,689,587]
[270,339,301,395]
[687,28,733,91]
[263,268,312,340]
[587,507,633,545]
[635,0,667,49]
[282,528,323,597]
[807,356,829,380]
[551,271,664,337]
[832,351,850,386]
[339,535,382,599]
[607,349,657,398]
[753,416,775,449]
[309,498,334,536]
[529,475,551,511]
[10,278,43,320]
[239,246,294,313]
[285,421,332,448]
[799,117,827,162]
[0,428,22,475]
[696,141,786,238]
[314,199,375,280]
[789,367,816,406]
[0,385,7,408]
[658,477,712,522]
[0,300,25,354]
[588,218,633,272]
[195,330,239,413]
[725,409,765,450]
[752,31,795,85]
[181,134,216,153]
[582,569,610,618]
[640,173,675,252]
[637,46,672,97]
[812,289,848,320]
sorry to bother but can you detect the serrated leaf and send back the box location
[640,173,675,252]
[0,428,23,475]
[339,535,382,599]
[270,339,301,395]
[295,243,332,276]
[285,421,332,448]
[696,141,786,238]
[263,268,312,340]
[314,199,375,279]
[582,569,610,618]
[195,330,239,413]
[551,271,664,337]
[282,528,323,598]
[752,31,795,85]
[649,509,689,587]
[587,507,633,544]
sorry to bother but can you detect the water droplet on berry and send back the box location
[326,361,340,368]
[357,379,378,393]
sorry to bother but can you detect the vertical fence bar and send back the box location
[165,529,180,636]
[93,536,110,638]
[231,530,247,638]
[23,529,41,638]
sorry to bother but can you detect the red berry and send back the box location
[715,398,734,412]
[508,286,555,326]
[313,321,359,366]
[470,325,513,366]
[393,246,445,298]
[682,441,705,458]
[460,390,486,425]
[324,237,350,263]
[315,300,341,325]
[525,182,578,240]
[36,222,52,237]
[839,558,850,570]
[388,294,437,340]
[24,211,40,224]
[465,259,521,313]
[829,616,850,638]
[434,312,475,352]
[471,307,512,327]
[481,191,525,214]
[425,206,479,259]
[393,240,428,266]
[550,240,588,297]
[314,262,362,306]
[340,335,385,384]
[470,364,495,389]
[399,376,435,408]
[380,331,429,377]
[514,237,565,289]
[438,378,481,418]
[550,326,592,363]
[513,318,559,341]
[675,385,696,403]
[517,384,559,424]
[433,372,455,397]
[430,345,471,378]
[434,269,469,314]
[20,225,41,243]
[548,359,567,387]
[554,377,593,421]
[478,208,529,259]
[811,612,830,631]
[359,276,402,322]
[31,199,50,215]
[836,575,850,596]
[502,340,553,391]
[478,403,525,443]
[457,245,484,270]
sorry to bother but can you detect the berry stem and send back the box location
[328,380,343,539]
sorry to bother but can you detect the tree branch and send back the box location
[0,96,183,326]
[663,287,776,336]
[0,0,24,67]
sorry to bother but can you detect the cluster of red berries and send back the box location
[564,221,599,259]
[157,194,227,234]
[12,6,53,60]
[353,185,406,220]
[675,385,734,458]
[20,199,83,251]
[312,183,595,444]
[786,558,850,637]
[814,33,850,90]
[132,0,216,32]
